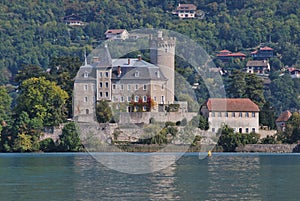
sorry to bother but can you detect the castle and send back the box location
[73,31,177,123]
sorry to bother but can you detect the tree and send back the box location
[244,74,265,107]
[226,70,246,98]
[59,122,82,152]
[217,125,240,152]
[96,100,113,123]
[15,77,68,127]
[259,102,276,129]
[15,64,47,85]
[0,86,12,131]
[13,133,33,152]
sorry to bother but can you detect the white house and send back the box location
[245,60,270,75]
[104,29,129,40]
[200,98,260,134]
[174,4,197,19]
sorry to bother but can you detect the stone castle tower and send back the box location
[150,31,176,104]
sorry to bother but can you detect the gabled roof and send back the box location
[276,110,292,122]
[246,60,269,67]
[105,29,127,35]
[93,46,112,67]
[176,4,197,11]
[204,98,260,112]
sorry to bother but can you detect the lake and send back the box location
[0,152,300,201]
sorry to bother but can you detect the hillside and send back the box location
[0,0,299,84]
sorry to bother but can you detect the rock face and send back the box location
[236,144,298,153]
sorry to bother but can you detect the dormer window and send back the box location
[84,71,89,78]
[155,71,160,78]
[135,71,139,77]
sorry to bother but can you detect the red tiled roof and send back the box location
[276,110,292,122]
[229,52,246,57]
[251,50,258,54]
[205,98,260,112]
[219,50,231,53]
[105,29,126,35]
[177,4,197,11]
[260,46,273,51]
[216,52,246,57]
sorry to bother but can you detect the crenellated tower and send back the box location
[150,31,176,104]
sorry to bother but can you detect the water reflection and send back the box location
[207,154,261,201]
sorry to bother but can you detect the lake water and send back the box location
[0,152,300,201]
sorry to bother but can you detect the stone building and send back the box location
[73,32,176,122]
[200,98,260,134]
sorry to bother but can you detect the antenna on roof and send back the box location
[84,48,87,66]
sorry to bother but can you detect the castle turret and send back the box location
[150,31,176,104]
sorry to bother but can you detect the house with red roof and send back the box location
[251,46,274,60]
[105,29,129,40]
[200,98,260,134]
[287,67,300,79]
[276,110,292,131]
[216,50,246,62]
[174,3,197,18]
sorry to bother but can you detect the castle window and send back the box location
[86,109,89,114]
[120,96,124,102]
[246,128,249,133]
[161,96,165,104]
[143,84,147,90]
[100,82,102,88]
[84,97,88,102]
[165,48,168,53]
[143,106,147,111]
[84,85,88,90]
[245,112,249,117]
[105,72,109,77]
[239,112,243,117]
[112,84,116,90]
[252,128,256,133]
[161,84,164,90]
[211,112,215,117]
[120,84,124,90]
[100,92,102,97]
[232,112,235,117]
[135,84,139,90]
[143,96,147,102]
[225,112,228,117]
[127,84,131,91]
[252,112,256,117]
[218,112,222,117]
[154,96,157,101]
[105,82,109,88]
[135,71,139,77]
[105,92,108,97]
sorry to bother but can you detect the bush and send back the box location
[39,138,56,152]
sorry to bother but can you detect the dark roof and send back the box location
[204,98,260,112]
[105,29,127,35]
[176,4,197,11]
[111,58,167,81]
[246,60,269,67]
[74,64,96,82]
[93,46,112,67]
[276,110,292,122]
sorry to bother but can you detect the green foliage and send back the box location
[259,102,276,129]
[190,115,209,130]
[15,77,68,127]
[0,86,12,125]
[261,135,277,144]
[217,125,260,152]
[165,104,180,112]
[59,122,82,152]
[13,133,33,152]
[39,138,56,152]
[225,70,265,107]
[96,100,112,123]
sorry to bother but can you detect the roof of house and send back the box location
[105,29,127,35]
[111,58,167,81]
[276,110,292,122]
[204,98,260,112]
[176,4,197,11]
[216,51,246,57]
[246,60,269,67]
[63,14,82,21]
[260,46,273,51]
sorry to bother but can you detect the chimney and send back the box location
[138,55,142,61]
[117,66,121,77]
[128,58,130,65]
[93,57,99,63]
